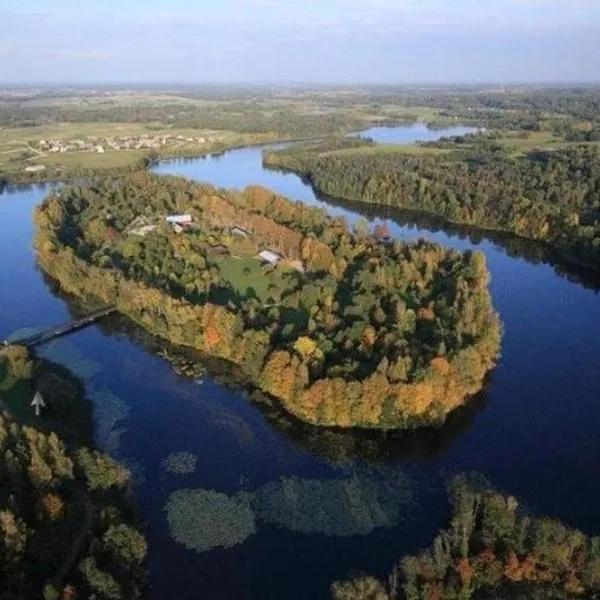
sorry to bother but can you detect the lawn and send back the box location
[323,143,451,158]
[38,149,147,170]
[215,256,292,303]
[495,131,567,156]
[0,361,33,424]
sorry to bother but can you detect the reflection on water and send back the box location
[250,388,489,465]
[68,288,490,464]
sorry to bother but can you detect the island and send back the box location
[0,345,146,599]
[263,135,600,271]
[35,172,501,429]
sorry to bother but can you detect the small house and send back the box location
[172,223,184,234]
[258,249,283,266]
[166,214,193,225]
[230,226,250,238]
[130,225,158,237]
[209,244,230,256]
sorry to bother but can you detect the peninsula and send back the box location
[35,172,501,429]
[263,135,600,271]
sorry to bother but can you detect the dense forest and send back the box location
[264,138,600,270]
[332,475,600,599]
[0,345,146,600]
[34,172,501,429]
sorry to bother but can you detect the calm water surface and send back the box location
[2,125,600,599]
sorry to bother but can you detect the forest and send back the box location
[263,137,600,270]
[34,172,501,429]
[0,345,147,600]
[331,475,600,599]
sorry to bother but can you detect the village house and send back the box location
[258,249,283,265]
[166,214,193,225]
[230,226,250,238]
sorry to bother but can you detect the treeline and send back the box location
[0,346,146,600]
[264,139,600,270]
[332,475,600,599]
[35,173,501,429]
[0,156,152,187]
[0,101,369,137]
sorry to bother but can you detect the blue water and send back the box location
[2,125,600,599]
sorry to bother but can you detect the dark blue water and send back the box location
[2,125,600,599]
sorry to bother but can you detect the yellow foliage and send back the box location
[293,337,319,359]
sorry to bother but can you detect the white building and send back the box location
[166,214,193,225]
[258,250,283,265]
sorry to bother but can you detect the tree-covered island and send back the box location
[35,173,501,429]
[263,136,600,270]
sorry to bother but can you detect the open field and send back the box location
[493,131,568,155]
[0,121,267,178]
[323,143,451,158]
[216,256,292,303]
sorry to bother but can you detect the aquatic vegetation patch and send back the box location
[162,451,198,475]
[165,489,256,552]
[249,474,414,537]
[90,387,130,456]
[165,471,415,552]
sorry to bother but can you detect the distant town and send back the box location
[31,133,223,155]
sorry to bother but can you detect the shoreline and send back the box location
[262,159,600,278]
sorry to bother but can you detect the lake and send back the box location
[2,124,600,599]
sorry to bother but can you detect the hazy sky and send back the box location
[2,0,599,83]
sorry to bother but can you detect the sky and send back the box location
[1,0,600,84]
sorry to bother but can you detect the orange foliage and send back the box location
[362,325,377,348]
[204,325,221,347]
[430,357,451,376]
[42,493,64,521]
[63,585,76,600]
[456,558,475,585]
[504,551,523,581]
[418,306,436,321]
[374,222,391,239]
[425,584,443,600]
[564,572,585,595]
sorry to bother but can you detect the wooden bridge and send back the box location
[2,306,116,348]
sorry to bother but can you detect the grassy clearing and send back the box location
[0,122,228,144]
[216,256,291,303]
[0,362,32,423]
[323,143,452,158]
[37,149,147,170]
[495,131,567,155]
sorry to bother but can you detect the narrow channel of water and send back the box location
[2,124,600,599]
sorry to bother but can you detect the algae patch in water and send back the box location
[165,471,415,552]
[165,489,256,552]
[162,451,198,476]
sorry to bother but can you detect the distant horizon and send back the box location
[2,81,600,89]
